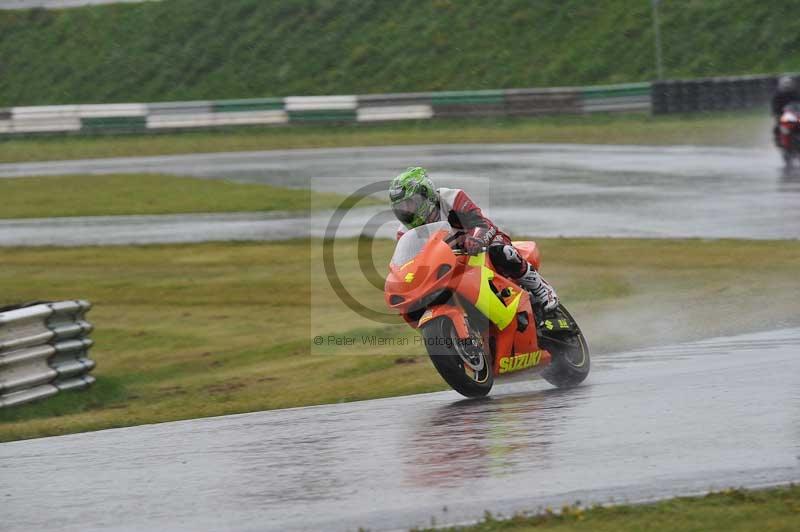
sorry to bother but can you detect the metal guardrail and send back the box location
[0,73,789,136]
[582,83,652,113]
[0,82,652,137]
[0,300,95,408]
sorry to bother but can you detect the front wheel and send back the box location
[421,317,493,397]
[539,304,590,388]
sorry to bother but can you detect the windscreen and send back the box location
[390,221,452,267]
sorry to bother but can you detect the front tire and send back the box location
[539,304,590,388]
[421,317,493,397]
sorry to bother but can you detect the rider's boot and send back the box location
[517,264,559,313]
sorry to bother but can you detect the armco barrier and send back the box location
[505,87,582,116]
[0,82,652,136]
[0,84,649,136]
[285,95,358,122]
[357,105,433,122]
[0,300,95,408]
[356,91,434,122]
[431,90,506,118]
[581,83,651,113]
[1,73,791,136]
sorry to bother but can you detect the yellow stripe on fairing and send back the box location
[468,252,521,330]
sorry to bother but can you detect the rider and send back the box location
[389,167,559,312]
[773,76,800,145]
[773,76,799,118]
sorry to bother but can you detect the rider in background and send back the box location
[773,76,799,117]
[389,167,559,312]
[772,76,799,145]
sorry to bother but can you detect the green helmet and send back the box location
[389,167,438,229]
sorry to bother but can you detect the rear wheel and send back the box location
[539,304,590,388]
[421,317,493,397]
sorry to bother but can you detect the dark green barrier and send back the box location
[287,110,357,122]
[80,116,147,132]
[582,83,650,99]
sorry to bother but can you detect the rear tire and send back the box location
[539,304,590,388]
[421,318,493,397]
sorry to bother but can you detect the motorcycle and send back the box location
[384,221,589,397]
[778,103,800,169]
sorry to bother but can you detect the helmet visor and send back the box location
[392,194,428,227]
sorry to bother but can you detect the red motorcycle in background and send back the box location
[384,221,589,397]
[778,103,800,169]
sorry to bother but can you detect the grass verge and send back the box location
[412,485,800,532]
[0,238,797,442]
[0,173,364,218]
[0,112,775,164]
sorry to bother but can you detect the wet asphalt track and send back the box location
[1,143,800,245]
[2,327,799,532]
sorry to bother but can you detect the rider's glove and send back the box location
[463,235,484,255]
[463,226,496,255]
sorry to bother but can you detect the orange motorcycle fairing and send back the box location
[465,254,545,376]
[384,227,551,379]
[417,305,470,339]
[385,228,457,324]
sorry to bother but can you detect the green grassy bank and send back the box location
[0,237,798,442]
[0,173,365,218]
[414,485,800,532]
[0,1,796,105]
[0,112,775,164]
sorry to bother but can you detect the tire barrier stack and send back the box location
[0,82,650,137]
[652,74,789,114]
[0,300,95,409]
